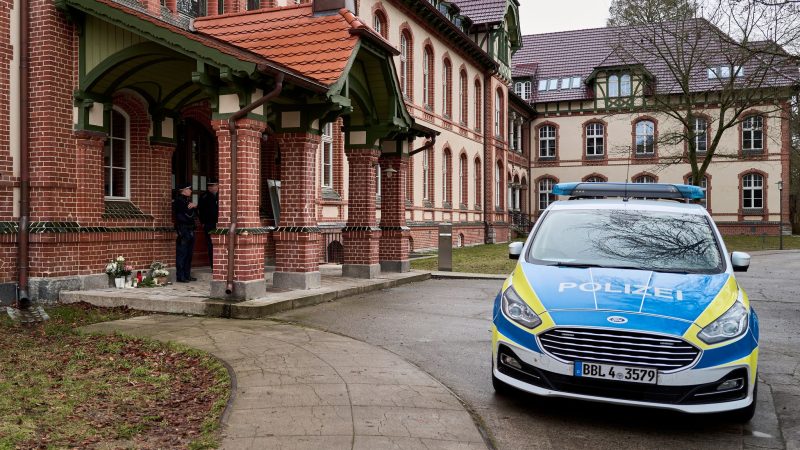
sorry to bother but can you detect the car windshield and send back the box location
[527,208,724,274]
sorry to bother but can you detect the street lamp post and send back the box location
[777,181,784,250]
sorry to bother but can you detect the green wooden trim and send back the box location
[64,0,257,74]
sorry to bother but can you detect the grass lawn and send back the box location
[0,303,230,449]
[411,235,799,275]
[723,235,800,252]
[411,243,518,275]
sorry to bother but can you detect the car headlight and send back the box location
[501,286,542,329]
[698,300,749,344]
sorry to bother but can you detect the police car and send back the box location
[492,182,758,421]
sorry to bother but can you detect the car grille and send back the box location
[538,327,700,372]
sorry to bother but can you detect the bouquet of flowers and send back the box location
[149,261,169,278]
[105,256,132,278]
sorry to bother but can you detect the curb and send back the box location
[431,271,507,280]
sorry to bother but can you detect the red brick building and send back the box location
[2,0,531,302]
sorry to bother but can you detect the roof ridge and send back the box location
[194,2,310,23]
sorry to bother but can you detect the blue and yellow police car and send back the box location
[492,182,758,421]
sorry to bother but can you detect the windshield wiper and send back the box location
[549,262,641,270]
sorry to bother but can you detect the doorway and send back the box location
[172,118,217,267]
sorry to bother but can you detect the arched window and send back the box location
[495,161,502,209]
[459,153,468,206]
[422,148,430,201]
[442,148,452,205]
[494,89,504,138]
[459,70,468,125]
[687,174,710,209]
[635,120,655,155]
[423,46,434,109]
[373,10,388,38]
[608,75,619,97]
[585,122,604,157]
[742,115,764,153]
[694,117,708,153]
[583,175,606,183]
[537,178,556,211]
[442,58,452,118]
[742,173,764,209]
[400,31,413,99]
[474,158,482,207]
[105,108,129,198]
[633,175,656,183]
[474,80,482,132]
[539,125,556,158]
[620,74,632,96]
[514,81,532,100]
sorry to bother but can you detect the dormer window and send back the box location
[608,73,632,97]
[571,77,581,88]
[708,66,744,79]
[514,81,532,100]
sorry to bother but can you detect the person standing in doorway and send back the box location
[199,179,219,267]
[174,182,197,282]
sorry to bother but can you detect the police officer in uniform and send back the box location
[174,182,197,282]
[199,178,219,267]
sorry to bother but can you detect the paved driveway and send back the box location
[275,251,800,449]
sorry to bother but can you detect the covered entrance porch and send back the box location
[61,0,431,300]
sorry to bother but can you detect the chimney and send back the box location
[313,0,354,16]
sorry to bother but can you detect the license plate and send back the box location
[574,361,658,384]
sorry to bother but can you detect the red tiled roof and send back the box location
[513,20,800,104]
[195,4,391,86]
[451,0,508,25]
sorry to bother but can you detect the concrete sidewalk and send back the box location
[61,265,430,319]
[82,315,487,450]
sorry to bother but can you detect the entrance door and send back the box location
[173,119,217,267]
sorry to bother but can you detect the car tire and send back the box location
[492,363,516,396]
[727,379,757,423]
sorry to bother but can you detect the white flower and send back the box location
[117,256,125,262]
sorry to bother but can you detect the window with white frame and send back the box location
[495,163,501,208]
[459,71,467,124]
[538,178,555,211]
[104,108,129,198]
[442,59,451,117]
[694,117,708,153]
[742,173,763,209]
[514,81,532,99]
[400,33,410,97]
[423,47,433,108]
[539,125,556,158]
[633,175,656,183]
[372,12,386,38]
[620,74,632,96]
[459,155,466,205]
[608,75,619,97]
[635,120,655,155]
[584,176,605,183]
[422,149,430,200]
[687,175,709,209]
[442,150,450,204]
[321,122,333,189]
[742,116,763,152]
[585,122,604,156]
[494,90,502,137]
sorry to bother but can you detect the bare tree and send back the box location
[607,0,698,26]
[606,0,800,185]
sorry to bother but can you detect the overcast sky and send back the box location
[519,0,612,35]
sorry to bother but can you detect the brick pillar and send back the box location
[206,0,219,15]
[272,132,322,290]
[74,131,107,223]
[165,0,176,14]
[210,119,267,300]
[379,155,410,272]
[342,148,381,278]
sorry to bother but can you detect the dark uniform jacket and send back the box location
[199,191,219,231]
[173,194,196,229]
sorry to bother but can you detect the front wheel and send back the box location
[727,380,757,423]
[492,363,516,396]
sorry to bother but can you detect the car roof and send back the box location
[547,199,709,215]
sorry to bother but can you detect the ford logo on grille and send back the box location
[607,316,628,324]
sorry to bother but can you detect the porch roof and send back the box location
[194,4,395,87]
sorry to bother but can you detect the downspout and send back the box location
[17,0,30,308]
[408,133,436,157]
[224,70,284,296]
[483,71,492,243]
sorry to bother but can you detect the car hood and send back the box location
[520,264,731,322]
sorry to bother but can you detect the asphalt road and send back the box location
[274,251,800,450]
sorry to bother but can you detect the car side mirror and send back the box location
[509,242,523,260]
[731,251,750,272]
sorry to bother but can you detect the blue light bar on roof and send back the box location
[552,182,705,200]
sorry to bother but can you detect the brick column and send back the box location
[342,148,381,278]
[74,130,107,223]
[210,119,267,300]
[272,132,322,290]
[379,155,410,272]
